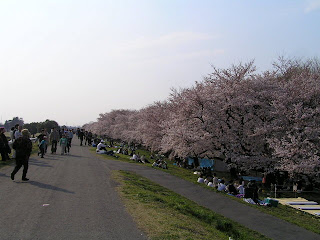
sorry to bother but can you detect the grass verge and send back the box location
[91,146,320,234]
[113,170,270,240]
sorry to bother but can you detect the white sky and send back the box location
[1,0,320,126]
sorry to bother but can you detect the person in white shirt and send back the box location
[212,173,219,188]
[217,179,226,191]
[97,140,107,152]
[207,181,214,187]
[197,174,205,183]
[130,154,138,161]
[237,181,245,195]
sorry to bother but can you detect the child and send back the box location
[60,134,68,155]
[38,136,47,158]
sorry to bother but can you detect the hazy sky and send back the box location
[1,0,319,126]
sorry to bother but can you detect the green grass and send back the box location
[113,170,270,240]
[91,144,320,234]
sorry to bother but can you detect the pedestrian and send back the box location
[84,131,88,145]
[44,129,49,153]
[49,127,60,154]
[0,127,11,161]
[78,129,84,146]
[66,130,73,153]
[60,134,68,155]
[11,129,32,181]
[14,125,23,139]
[10,127,15,142]
[37,129,46,157]
[38,136,46,158]
[87,131,92,146]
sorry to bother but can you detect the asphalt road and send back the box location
[0,139,146,240]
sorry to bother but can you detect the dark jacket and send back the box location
[0,133,11,154]
[12,137,32,158]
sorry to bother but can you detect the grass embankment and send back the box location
[113,170,270,240]
[91,145,320,234]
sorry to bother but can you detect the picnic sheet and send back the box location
[275,197,320,217]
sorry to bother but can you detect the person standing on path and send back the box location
[14,125,23,139]
[49,127,60,154]
[66,129,73,153]
[59,134,68,155]
[78,129,84,146]
[0,127,11,161]
[11,129,32,181]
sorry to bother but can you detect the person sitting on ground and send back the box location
[217,179,226,191]
[136,153,141,162]
[204,175,213,185]
[160,160,168,169]
[207,180,214,187]
[140,155,150,164]
[130,153,138,161]
[197,174,205,183]
[247,180,259,203]
[236,180,245,195]
[212,173,219,188]
[97,140,108,152]
[226,180,238,195]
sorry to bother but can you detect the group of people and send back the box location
[95,140,118,157]
[0,125,76,181]
[36,128,74,157]
[197,172,249,198]
[77,128,93,146]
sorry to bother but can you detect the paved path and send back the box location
[1,138,319,240]
[0,139,146,240]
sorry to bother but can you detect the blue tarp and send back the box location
[242,176,263,182]
[188,157,214,170]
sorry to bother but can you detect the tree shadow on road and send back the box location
[16,180,75,194]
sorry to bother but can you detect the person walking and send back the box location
[49,127,60,154]
[37,129,46,157]
[11,124,20,159]
[0,127,11,161]
[78,129,84,146]
[59,134,68,155]
[66,129,73,153]
[38,137,46,158]
[11,129,32,181]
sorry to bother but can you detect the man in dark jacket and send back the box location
[11,129,32,181]
[0,127,11,161]
[78,129,85,146]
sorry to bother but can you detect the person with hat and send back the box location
[0,127,11,161]
[11,129,32,181]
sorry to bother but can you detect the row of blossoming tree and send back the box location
[84,58,320,180]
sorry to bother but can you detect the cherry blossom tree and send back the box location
[83,57,320,180]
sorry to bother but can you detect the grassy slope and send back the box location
[91,146,320,234]
[113,170,270,240]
